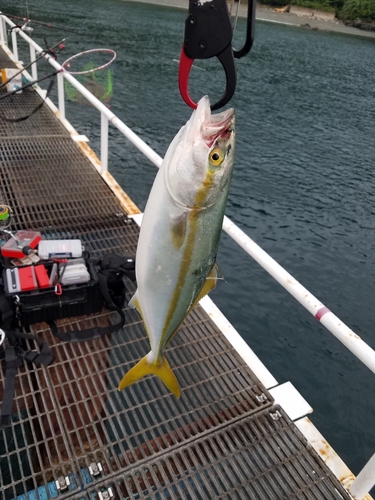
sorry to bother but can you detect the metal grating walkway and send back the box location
[0,47,352,500]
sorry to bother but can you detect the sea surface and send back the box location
[4,0,375,486]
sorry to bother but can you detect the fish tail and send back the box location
[118,354,181,398]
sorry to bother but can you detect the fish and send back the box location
[118,96,235,397]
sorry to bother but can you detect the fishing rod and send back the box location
[0,38,66,91]
[2,13,87,36]
[0,69,61,101]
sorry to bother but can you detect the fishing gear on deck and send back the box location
[0,247,136,427]
[0,38,66,91]
[8,24,32,35]
[0,206,11,229]
[0,70,60,122]
[0,329,55,429]
[3,13,88,37]
[178,0,256,110]
[0,37,66,122]
[0,70,60,100]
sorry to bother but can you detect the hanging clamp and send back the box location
[178,0,256,111]
[179,0,234,111]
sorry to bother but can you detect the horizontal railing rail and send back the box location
[0,15,374,497]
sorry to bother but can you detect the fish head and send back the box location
[165,96,235,209]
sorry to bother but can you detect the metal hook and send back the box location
[179,0,235,111]
[178,44,236,111]
[233,0,256,59]
[178,0,255,110]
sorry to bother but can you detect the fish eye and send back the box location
[209,148,224,167]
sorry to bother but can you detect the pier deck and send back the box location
[0,48,352,500]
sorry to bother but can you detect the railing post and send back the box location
[29,44,37,81]
[11,29,18,61]
[0,16,5,45]
[350,454,375,499]
[57,71,65,120]
[100,113,109,173]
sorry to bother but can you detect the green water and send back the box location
[3,0,375,485]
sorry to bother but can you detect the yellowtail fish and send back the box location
[119,96,235,397]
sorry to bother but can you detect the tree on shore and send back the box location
[258,0,375,21]
[339,0,375,20]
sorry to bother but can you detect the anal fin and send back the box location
[129,290,141,312]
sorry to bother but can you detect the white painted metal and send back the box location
[269,382,312,421]
[10,29,17,61]
[71,135,89,142]
[101,114,109,173]
[350,454,375,500]
[60,64,163,167]
[199,295,278,389]
[0,18,161,168]
[295,417,358,495]
[29,44,37,81]
[0,15,5,45]
[129,214,144,226]
[222,216,375,375]
[57,71,65,120]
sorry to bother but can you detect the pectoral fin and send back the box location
[193,263,220,306]
[118,353,181,398]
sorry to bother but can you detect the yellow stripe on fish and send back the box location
[160,165,218,350]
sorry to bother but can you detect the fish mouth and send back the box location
[201,103,235,148]
[186,96,235,146]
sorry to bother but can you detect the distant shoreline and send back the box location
[122,0,375,39]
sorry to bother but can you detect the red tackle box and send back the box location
[1,230,41,258]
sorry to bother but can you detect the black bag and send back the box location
[0,329,55,428]
[96,252,136,307]
[46,253,136,342]
[2,252,136,339]
[0,252,136,428]
[12,258,104,328]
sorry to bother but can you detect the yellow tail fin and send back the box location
[118,354,181,398]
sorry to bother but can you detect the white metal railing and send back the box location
[0,14,374,498]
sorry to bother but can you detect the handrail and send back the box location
[0,14,163,170]
[222,216,375,373]
[1,13,375,498]
[1,13,375,374]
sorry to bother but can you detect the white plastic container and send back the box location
[38,240,83,259]
[1,68,22,93]
[59,261,90,285]
[65,258,86,267]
